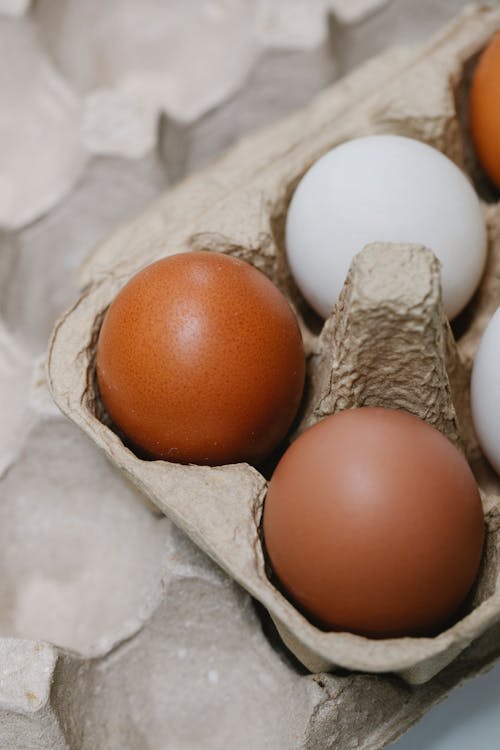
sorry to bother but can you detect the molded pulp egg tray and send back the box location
[43,3,500,747]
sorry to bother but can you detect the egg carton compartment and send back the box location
[0,413,329,749]
[0,360,335,749]
[0,417,169,656]
[45,0,500,722]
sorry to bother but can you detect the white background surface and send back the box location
[393,662,500,749]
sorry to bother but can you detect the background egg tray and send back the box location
[13,3,495,748]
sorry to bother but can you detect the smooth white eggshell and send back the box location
[286,135,487,319]
[471,308,500,474]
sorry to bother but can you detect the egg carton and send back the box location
[48,1,500,682]
[39,0,500,740]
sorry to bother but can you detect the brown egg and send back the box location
[96,251,305,465]
[470,32,500,189]
[263,408,485,638]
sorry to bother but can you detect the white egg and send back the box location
[471,308,500,474]
[286,135,487,319]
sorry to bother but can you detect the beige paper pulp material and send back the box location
[298,244,465,446]
[4,4,499,750]
[50,239,500,685]
[48,3,500,687]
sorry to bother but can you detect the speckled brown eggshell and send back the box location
[96,251,305,466]
[263,408,485,638]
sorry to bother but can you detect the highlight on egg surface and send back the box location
[469,32,500,189]
[286,134,487,320]
[263,407,485,638]
[96,251,306,466]
[471,307,500,475]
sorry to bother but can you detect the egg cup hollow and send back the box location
[48,3,500,685]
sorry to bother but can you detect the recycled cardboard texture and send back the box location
[48,3,500,688]
[4,5,500,750]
